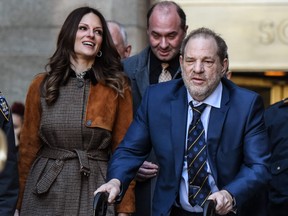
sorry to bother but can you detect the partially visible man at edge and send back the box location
[122,1,188,215]
[0,92,19,216]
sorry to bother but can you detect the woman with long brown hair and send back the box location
[17,6,134,216]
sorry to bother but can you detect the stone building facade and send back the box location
[1,0,288,105]
[0,0,154,103]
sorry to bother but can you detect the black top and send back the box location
[69,68,97,85]
[149,51,180,84]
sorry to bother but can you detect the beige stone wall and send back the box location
[175,0,288,72]
[3,0,288,106]
[0,0,150,103]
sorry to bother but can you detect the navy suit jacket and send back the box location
[108,78,270,216]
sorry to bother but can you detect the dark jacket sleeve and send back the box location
[0,98,19,216]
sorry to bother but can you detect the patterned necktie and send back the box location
[158,63,172,83]
[187,102,211,207]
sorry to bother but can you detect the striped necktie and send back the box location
[187,102,211,207]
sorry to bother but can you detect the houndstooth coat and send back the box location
[17,73,135,215]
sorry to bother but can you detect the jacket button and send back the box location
[77,80,84,88]
[86,120,92,126]
[277,166,281,170]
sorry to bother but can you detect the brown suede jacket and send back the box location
[17,74,135,213]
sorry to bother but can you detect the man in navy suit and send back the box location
[95,27,270,215]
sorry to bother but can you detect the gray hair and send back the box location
[181,27,228,63]
[107,20,129,46]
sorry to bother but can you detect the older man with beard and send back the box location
[95,27,270,216]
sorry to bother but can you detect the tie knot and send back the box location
[189,102,207,121]
[194,103,207,114]
[161,63,169,70]
[159,63,172,83]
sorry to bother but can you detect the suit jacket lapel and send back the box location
[135,67,149,97]
[171,83,188,178]
[207,82,230,182]
[135,48,150,97]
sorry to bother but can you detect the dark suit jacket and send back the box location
[0,94,19,216]
[265,99,288,207]
[108,78,270,216]
[123,46,153,113]
[123,46,181,114]
[122,46,156,216]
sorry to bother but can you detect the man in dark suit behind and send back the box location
[122,1,188,215]
[96,27,270,216]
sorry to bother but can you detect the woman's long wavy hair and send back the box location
[42,7,127,105]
